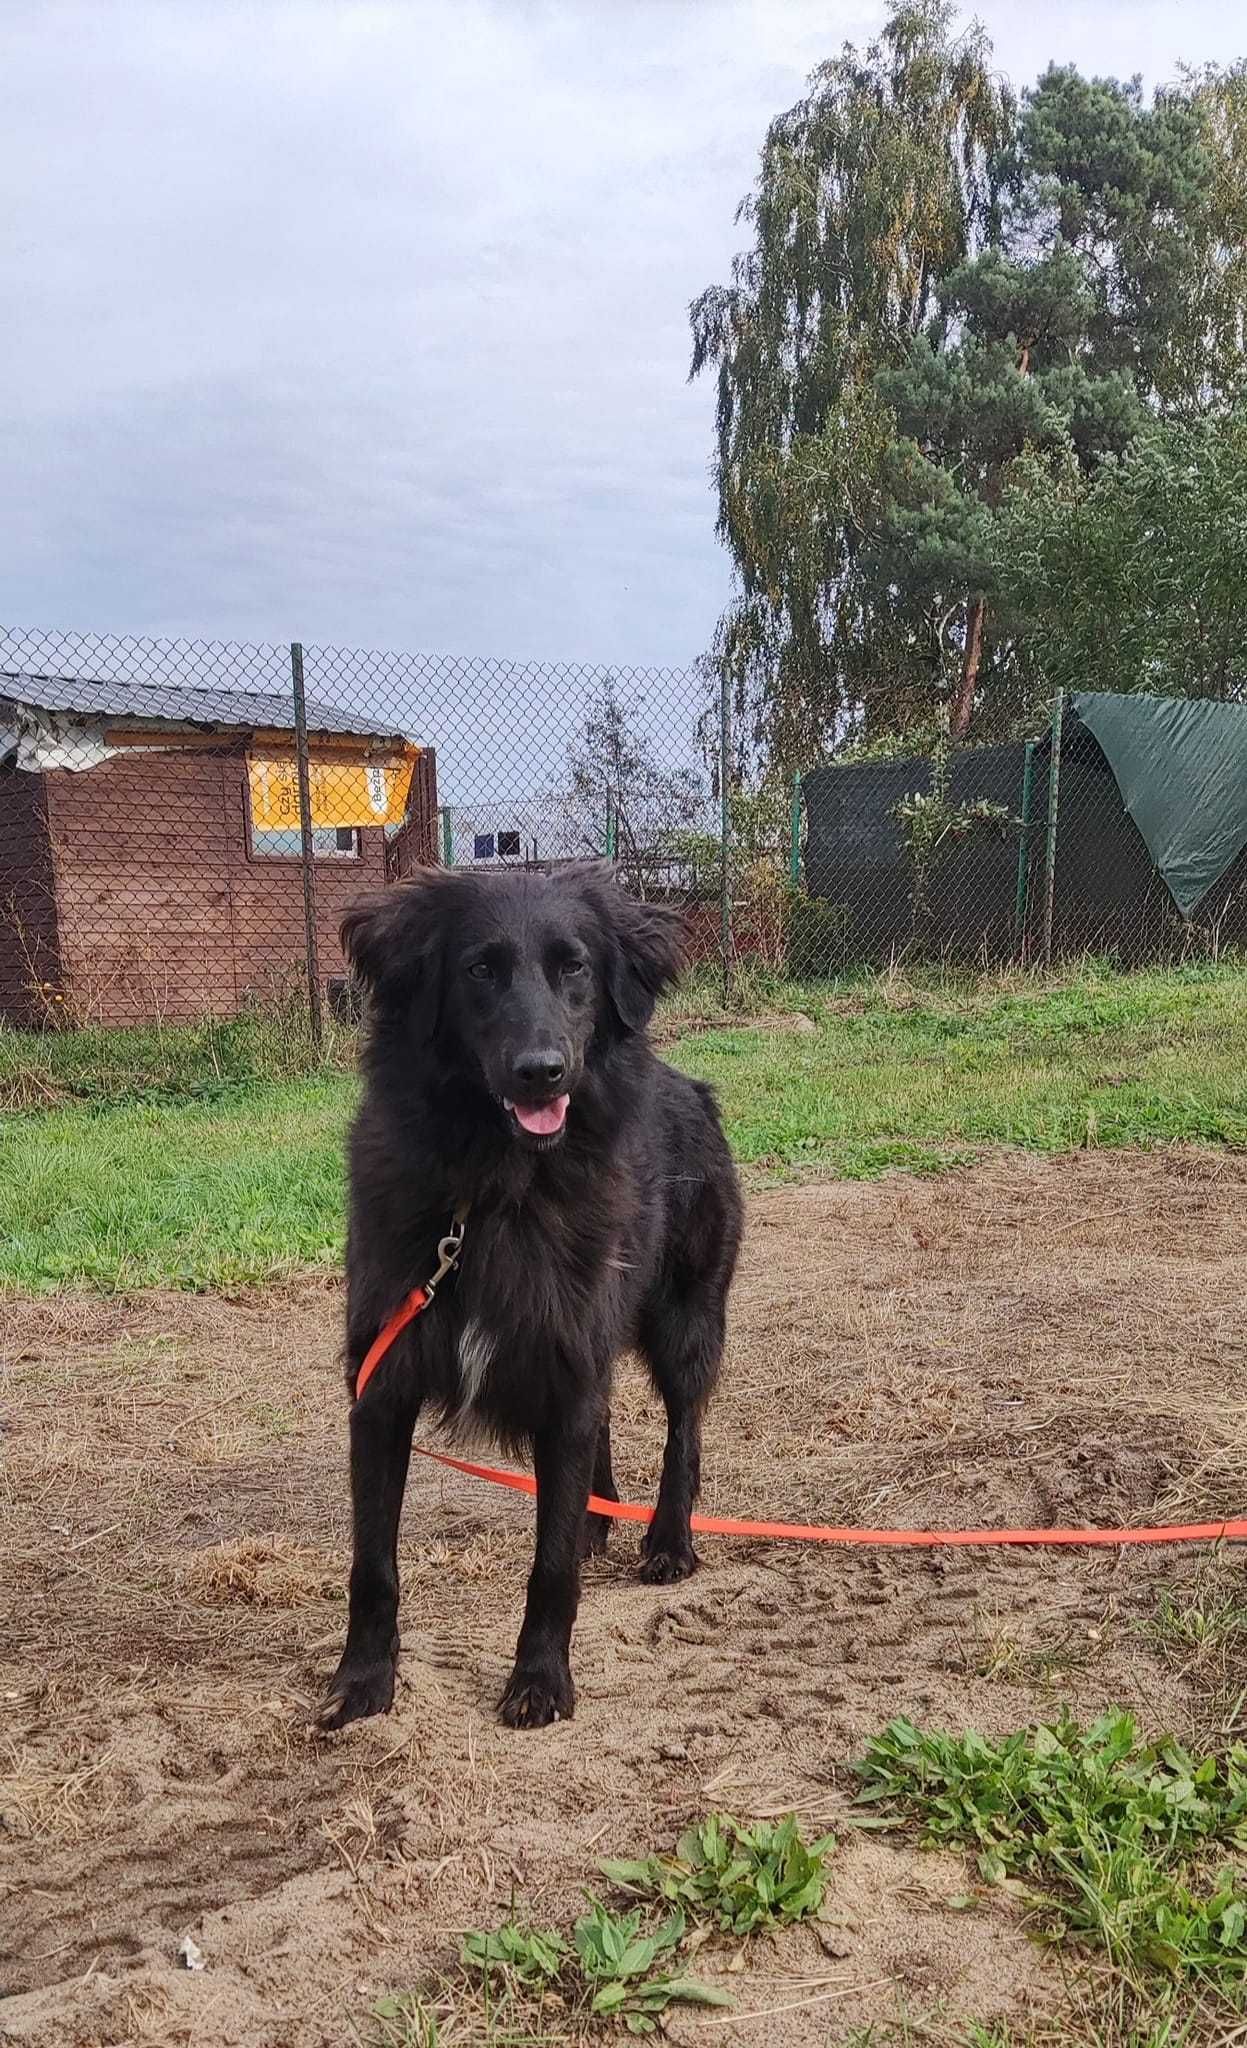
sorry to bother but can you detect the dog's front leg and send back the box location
[318,1387,418,1731]
[500,1404,598,1730]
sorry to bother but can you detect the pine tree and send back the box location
[994,413,1247,701]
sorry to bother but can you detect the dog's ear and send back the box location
[340,875,449,1038]
[589,873,688,1034]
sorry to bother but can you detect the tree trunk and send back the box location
[951,596,986,740]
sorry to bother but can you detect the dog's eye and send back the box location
[563,959,586,978]
[468,961,493,983]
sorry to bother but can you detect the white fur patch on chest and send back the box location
[456,1317,495,1410]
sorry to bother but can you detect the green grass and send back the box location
[956,2022,1192,2048]
[3,960,1247,1293]
[673,962,1247,1171]
[0,1002,353,1112]
[601,1812,836,1934]
[1147,1585,1247,1666]
[1139,1571,1247,1742]
[460,1897,732,2035]
[368,1811,834,2042]
[0,1074,351,1291]
[856,1710,1247,1997]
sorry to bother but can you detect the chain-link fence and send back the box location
[0,627,734,1038]
[2,623,1244,1041]
[795,687,1247,978]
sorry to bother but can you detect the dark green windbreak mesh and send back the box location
[1071,692,1247,918]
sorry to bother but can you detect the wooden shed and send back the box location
[0,671,438,1028]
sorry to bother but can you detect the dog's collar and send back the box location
[353,1203,469,1401]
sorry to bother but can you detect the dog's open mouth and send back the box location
[504,1094,570,1139]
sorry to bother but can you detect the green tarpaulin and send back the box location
[1070,692,1247,919]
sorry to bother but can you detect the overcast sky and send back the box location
[3,0,1244,673]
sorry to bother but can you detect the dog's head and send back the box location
[341,863,687,1151]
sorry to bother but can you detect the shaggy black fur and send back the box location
[318,862,742,1733]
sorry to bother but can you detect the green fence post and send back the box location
[604,785,617,861]
[789,772,802,886]
[719,671,732,1005]
[1042,691,1065,969]
[440,806,453,866]
[1013,740,1035,954]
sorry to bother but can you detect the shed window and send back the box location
[473,833,495,860]
[497,831,522,859]
[252,826,361,859]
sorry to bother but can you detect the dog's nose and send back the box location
[512,1049,567,1096]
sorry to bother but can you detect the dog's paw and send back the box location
[639,1537,700,1585]
[316,1657,396,1732]
[498,1662,575,1729]
[578,1512,612,1560]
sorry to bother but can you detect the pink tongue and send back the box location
[509,1094,569,1136]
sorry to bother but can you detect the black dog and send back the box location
[319,862,742,1732]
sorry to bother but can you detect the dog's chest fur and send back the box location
[438,1189,640,1426]
[455,1315,495,1410]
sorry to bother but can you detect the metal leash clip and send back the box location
[426,1214,467,1297]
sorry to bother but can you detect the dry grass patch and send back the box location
[179,1535,345,1608]
[0,1739,124,1843]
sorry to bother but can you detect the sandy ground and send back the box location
[2,1146,1246,2046]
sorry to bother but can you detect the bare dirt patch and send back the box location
[2,1147,1245,2046]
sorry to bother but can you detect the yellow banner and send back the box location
[248,750,418,831]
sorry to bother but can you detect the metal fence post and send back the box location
[789,772,802,886]
[1013,739,1035,955]
[1042,691,1065,970]
[719,670,732,1004]
[439,805,453,866]
[290,642,323,1049]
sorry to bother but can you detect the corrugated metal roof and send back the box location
[0,670,408,741]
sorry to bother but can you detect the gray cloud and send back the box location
[2,0,1243,668]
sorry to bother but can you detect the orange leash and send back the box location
[355,1287,432,1400]
[358,1224,1244,1550]
[353,1206,470,1402]
[414,1447,1247,1551]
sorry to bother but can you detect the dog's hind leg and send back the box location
[318,1382,420,1730]
[638,1293,724,1584]
[579,1413,620,1559]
